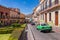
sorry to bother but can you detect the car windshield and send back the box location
[41,23,48,26]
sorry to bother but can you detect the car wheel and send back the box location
[45,30,52,33]
[41,30,44,32]
[48,30,52,32]
[37,28,38,30]
[41,30,51,33]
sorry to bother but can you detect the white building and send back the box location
[33,0,60,27]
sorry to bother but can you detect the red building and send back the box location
[0,5,10,26]
[0,5,25,26]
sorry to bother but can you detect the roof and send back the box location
[20,13,25,18]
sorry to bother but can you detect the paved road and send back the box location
[27,24,60,40]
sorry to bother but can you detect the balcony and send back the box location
[0,16,5,19]
[0,12,10,19]
[10,16,20,19]
[39,0,60,14]
[0,15,9,19]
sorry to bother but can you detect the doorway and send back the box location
[45,13,47,23]
[55,11,58,26]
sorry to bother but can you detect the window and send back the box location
[51,0,55,5]
[1,12,3,18]
[41,4,43,10]
[49,13,51,21]
[43,3,44,10]
[55,0,59,4]
[45,1,47,9]
[41,5,42,11]
[5,13,8,18]
[44,2,45,9]
[6,13,8,16]
[47,0,49,7]
[49,0,52,7]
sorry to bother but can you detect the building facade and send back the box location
[9,8,20,24]
[0,5,25,26]
[32,7,40,23]
[33,0,60,26]
[19,13,25,23]
[0,5,10,26]
[40,0,60,26]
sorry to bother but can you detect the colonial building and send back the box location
[20,13,25,23]
[0,5,10,26]
[0,5,25,26]
[9,8,20,24]
[32,7,40,23]
[32,0,60,26]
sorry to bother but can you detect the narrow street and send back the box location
[27,24,60,40]
[0,0,60,40]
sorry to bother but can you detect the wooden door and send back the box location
[45,13,47,23]
[55,11,58,26]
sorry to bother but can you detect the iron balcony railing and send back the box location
[39,0,60,12]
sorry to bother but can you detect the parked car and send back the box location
[36,23,52,32]
[31,22,35,25]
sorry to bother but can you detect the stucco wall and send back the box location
[58,10,60,25]
[47,13,49,22]
[51,11,55,24]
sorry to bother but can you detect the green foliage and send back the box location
[0,23,26,40]
[9,28,24,40]
[0,34,11,40]
[0,27,14,34]
[0,22,3,25]
[9,24,26,40]
[20,24,27,28]
[11,23,21,28]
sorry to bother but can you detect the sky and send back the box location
[0,0,39,14]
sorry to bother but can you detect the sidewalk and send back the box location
[27,24,34,40]
[52,26,60,33]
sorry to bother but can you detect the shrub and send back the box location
[9,24,26,40]
[9,28,24,40]
[20,24,27,28]
[0,27,14,34]
[0,23,4,26]
[11,23,21,28]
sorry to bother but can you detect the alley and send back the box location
[27,24,60,40]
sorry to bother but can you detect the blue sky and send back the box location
[0,0,39,14]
